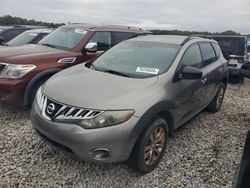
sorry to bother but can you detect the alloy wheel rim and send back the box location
[144,127,165,166]
[216,88,224,109]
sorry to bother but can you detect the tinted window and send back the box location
[113,32,135,44]
[1,30,21,41]
[211,43,220,58]
[32,33,48,44]
[247,44,250,53]
[180,44,203,68]
[89,32,111,51]
[199,42,217,65]
[6,30,23,41]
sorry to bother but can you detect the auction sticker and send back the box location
[75,29,87,34]
[136,67,159,74]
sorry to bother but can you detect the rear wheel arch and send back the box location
[23,68,62,107]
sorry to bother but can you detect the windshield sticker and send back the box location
[75,29,87,34]
[29,33,38,36]
[136,67,159,75]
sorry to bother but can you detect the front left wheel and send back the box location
[128,117,168,174]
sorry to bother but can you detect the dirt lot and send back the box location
[0,79,250,187]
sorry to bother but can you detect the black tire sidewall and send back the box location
[215,84,226,111]
[136,117,168,174]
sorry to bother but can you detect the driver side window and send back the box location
[180,43,203,69]
[89,32,111,51]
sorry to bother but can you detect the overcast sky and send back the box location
[0,0,250,33]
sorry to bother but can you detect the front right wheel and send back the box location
[128,117,168,174]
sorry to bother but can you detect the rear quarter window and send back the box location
[211,43,220,58]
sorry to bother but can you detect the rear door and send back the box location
[199,42,224,105]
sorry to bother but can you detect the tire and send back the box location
[27,79,46,108]
[234,75,244,84]
[128,116,168,174]
[229,75,244,84]
[206,83,225,113]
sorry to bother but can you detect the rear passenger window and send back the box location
[199,42,217,65]
[211,43,220,58]
[113,32,135,44]
[180,44,203,69]
[89,32,111,51]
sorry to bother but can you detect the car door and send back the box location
[199,42,224,105]
[173,43,207,127]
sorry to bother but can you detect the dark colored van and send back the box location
[212,35,248,83]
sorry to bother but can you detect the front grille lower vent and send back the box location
[37,93,103,121]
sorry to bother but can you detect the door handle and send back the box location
[219,67,224,72]
[201,77,207,84]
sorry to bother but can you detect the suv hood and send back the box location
[43,64,158,110]
[0,44,73,64]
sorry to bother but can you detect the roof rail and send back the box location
[105,25,143,30]
[181,35,213,46]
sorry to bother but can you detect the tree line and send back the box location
[0,15,64,28]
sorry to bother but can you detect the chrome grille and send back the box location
[0,63,7,73]
[37,93,103,121]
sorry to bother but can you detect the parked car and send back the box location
[31,35,228,173]
[232,131,250,188]
[1,28,54,47]
[247,42,250,61]
[0,24,150,107]
[212,35,248,83]
[0,25,47,44]
[240,61,250,78]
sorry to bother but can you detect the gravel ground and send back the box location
[0,79,250,188]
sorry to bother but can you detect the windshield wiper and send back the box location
[40,43,56,48]
[102,69,132,77]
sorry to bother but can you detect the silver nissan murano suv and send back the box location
[31,35,228,173]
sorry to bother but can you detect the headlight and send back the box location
[55,110,135,129]
[0,64,36,79]
[35,86,43,109]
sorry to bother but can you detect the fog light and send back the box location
[91,148,111,160]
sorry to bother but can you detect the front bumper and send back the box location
[31,102,140,163]
[0,78,26,106]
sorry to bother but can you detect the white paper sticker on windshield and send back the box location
[75,28,87,34]
[29,33,38,36]
[136,67,159,75]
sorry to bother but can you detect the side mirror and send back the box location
[85,42,97,53]
[179,66,203,80]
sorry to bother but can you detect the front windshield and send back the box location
[7,31,38,46]
[91,41,179,78]
[39,27,87,50]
